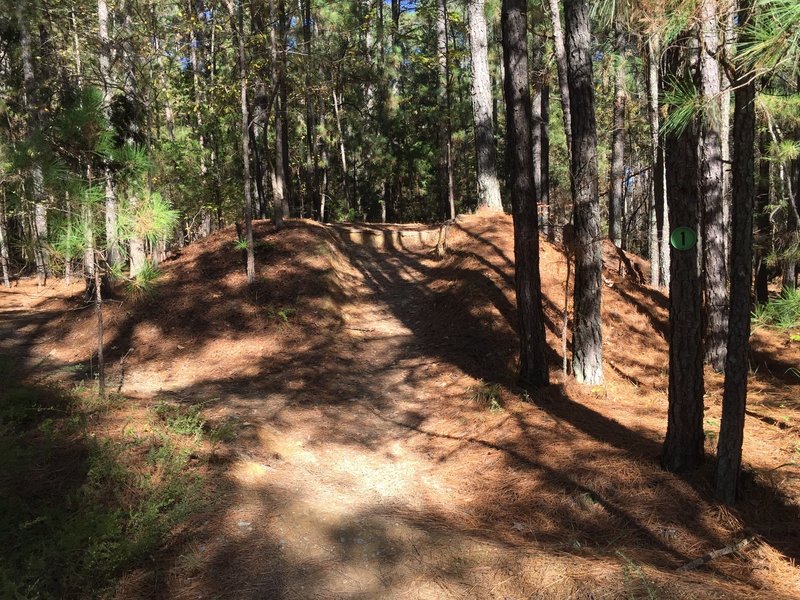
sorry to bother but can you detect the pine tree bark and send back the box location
[226,0,255,283]
[698,0,729,372]
[754,132,770,305]
[17,3,48,285]
[662,39,705,474]
[97,0,120,271]
[302,0,317,219]
[609,22,626,247]
[0,191,10,287]
[436,0,456,220]
[501,0,550,389]
[546,0,572,162]
[564,0,603,385]
[270,0,289,226]
[714,0,756,504]
[467,0,503,212]
[532,21,551,238]
[647,35,664,287]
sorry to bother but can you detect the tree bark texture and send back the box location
[647,35,663,287]
[227,0,255,283]
[501,0,550,389]
[755,132,770,305]
[564,0,603,385]
[714,0,756,503]
[662,42,705,474]
[436,0,456,220]
[18,2,48,285]
[609,23,626,247]
[547,0,572,162]
[97,0,120,271]
[467,0,503,212]
[698,0,729,372]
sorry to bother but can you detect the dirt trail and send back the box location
[3,219,799,599]
[154,239,548,599]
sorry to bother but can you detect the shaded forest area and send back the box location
[1,0,800,598]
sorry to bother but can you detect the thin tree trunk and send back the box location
[332,87,350,212]
[541,78,552,241]
[755,132,770,304]
[546,0,572,162]
[714,0,756,504]
[18,3,48,286]
[467,0,503,212]
[720,5,735,267]
[662,38,705,473]
[270,0,287,226]
[226,0,255,283]
[436,0,455,220]
[97,0,119,272]
[699,0,729,372]
[532,27,545,229]
[302,0,316,219]
[94,247,106,400]
[501,0,550,389]
[609,22,625,247]
[564,0,603,385]
[0,191,10,287]
[647,35,662,287]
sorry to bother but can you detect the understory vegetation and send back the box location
[0,358,219,599]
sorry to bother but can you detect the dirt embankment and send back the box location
[2,214,799,600]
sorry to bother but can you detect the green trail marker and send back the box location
[670,226,697,251]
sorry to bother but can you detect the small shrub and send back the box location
[469,381,504,412]
[126,262,161,297]
[153,401,206,438]
[752,287,800,330]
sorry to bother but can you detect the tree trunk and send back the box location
[227,0,256,283]
[546,0,572,162]
[436,0,456,220]
[609,22,625,247]
[720,6,735,267]
[501,0,550,389]
[564,0,603,385]
[332,87,350,212]
[541,77,552,241]
[0,191,10,287]
[754,132,770,304]
[532,27,545,232]
[270,0,289,226]
[467,0,503,212]
[17,3,48,286]
[698,0,729,372]
[662,40,705,474]
[94,248,106,400]
[714,0,756,504]
[647,35,663,287]
[129,194,146,278]
[302,0,316,219]
[97,0,119,272]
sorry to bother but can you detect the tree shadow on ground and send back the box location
[4,220,799,599]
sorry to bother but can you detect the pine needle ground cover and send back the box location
[1,216,798,599]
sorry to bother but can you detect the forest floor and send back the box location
[1,214,800,599]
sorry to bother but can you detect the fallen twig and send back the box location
[676,537,754,572]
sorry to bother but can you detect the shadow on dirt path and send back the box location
[3,220,799,599]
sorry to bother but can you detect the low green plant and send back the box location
[752,287,800,330]
[233,237,250,251]
[126,262,161,297]
[153,400,206,438]
[469,381,504,412]
[0,367,205,599]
